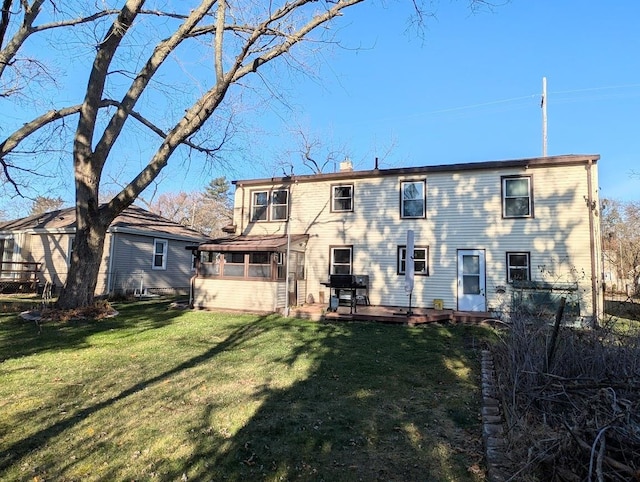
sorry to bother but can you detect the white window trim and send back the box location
[506,251,531,282]
[250,190,269,222]
[400,179,426,219]
[398,245,429,276]
[152,239,168,270]
[67,236,75,267]
[330,246,353,275]
[250,189,289,222]
[331,184,354,212]
[502,176,533,218]
[271,189,289,221]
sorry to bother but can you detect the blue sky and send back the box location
[241,0,639,202]
[2,0,639,216]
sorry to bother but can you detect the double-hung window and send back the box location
[251,189,289,222]
[330,246,353,275]
[271,190,289,220]
[251,191,269,221]
[502,176,533,218]
[398,246,429,275]
[400,180,426,218]
[332,184,354,212]
[507,252,530,282]
[153,239,168,270]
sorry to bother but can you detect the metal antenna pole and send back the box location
[542,77,548,157]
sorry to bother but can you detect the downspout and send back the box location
[106,230,116,296]
[586,159,599,326]
[189,272,196,308]
[239,184,245,234]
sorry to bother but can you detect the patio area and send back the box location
[290,303,499,326]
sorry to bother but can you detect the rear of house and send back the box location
[191,155,603,324]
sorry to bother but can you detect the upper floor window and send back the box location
[502,176,533,218]
[271,190,289,220]
[507,252,530,282]
[330,246,353,275]
[153,239,168,270]
[332,184,354,212]
[400,180,426,218]
[251,189,289,222]
[398,245,429,276]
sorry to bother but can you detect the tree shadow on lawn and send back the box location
[0,300,185,363]
[0,314,275,475]
[0,314,490,481]
[179,322,489,481]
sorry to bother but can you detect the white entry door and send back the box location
[457,250,486,311]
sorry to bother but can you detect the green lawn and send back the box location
[0,300,494,481]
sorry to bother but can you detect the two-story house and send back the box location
[190,154,603,324]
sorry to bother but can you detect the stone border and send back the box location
[481,349,509,481]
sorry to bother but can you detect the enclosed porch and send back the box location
[190,234,309,311]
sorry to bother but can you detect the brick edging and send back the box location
[481,349,509,481]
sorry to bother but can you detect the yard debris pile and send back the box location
[38,300,117,321]
[492,315,640,481]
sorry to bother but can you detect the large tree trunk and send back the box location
[56,217,108,309]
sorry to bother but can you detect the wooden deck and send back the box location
[0,261,41,293]
[290,303,498,326]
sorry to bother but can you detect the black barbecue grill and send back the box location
[323,274,369,313]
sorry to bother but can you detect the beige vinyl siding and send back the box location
[25,233,73,288]
[194,278,283,312]
[231,159,599,320]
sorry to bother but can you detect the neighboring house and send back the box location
[191,154,603,324]
[0,206,207,296]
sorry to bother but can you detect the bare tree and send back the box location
[1,1,493,309]
[286,126,349,174]
[601,198,640,295]
[147,183,232,237]
[1,0,369,308]
[29,196,64,216]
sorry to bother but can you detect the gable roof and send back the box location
[0,205,207,242]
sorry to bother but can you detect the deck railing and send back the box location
[0,261,41,292]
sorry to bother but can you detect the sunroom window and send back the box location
[222,252,245,277]
[248,252,271,278]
